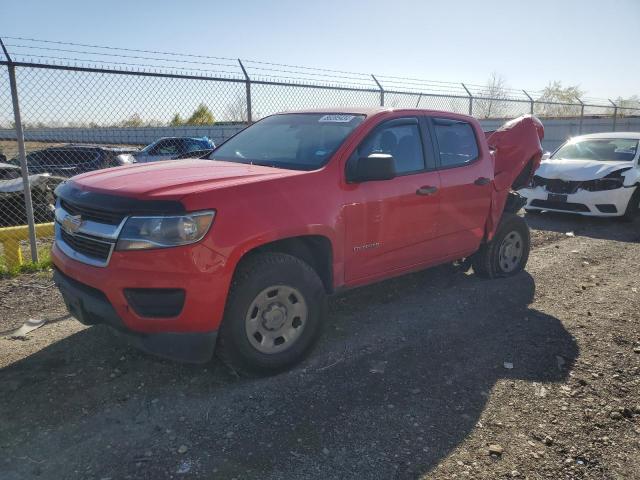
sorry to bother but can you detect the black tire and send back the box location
[620,186,640,222]
[473,213,531,279]
[217,252,326,376]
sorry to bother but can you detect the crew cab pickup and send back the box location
[52,109,544,375]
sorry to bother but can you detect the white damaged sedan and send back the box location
[519,132,640,221]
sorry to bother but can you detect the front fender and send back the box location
[622,167,640,187]
[224,225,340,286]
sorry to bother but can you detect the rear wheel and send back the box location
[473,213,531,278]
[217,252,326,376]
[620,186,640,222]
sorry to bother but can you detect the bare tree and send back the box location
[225,94,250,123]
[535,81,584,117]
[120,113,144,127]
[475,72,509,119]
[614,95,640,116]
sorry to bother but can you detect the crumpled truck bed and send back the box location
[484,115,544,239]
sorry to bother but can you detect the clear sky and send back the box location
[2,0,639,100]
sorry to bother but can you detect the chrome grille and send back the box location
[54,201,125,267]
[60,199,125,225]
[59,229,113,262]
[532,176,581,194]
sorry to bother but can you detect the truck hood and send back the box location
[70,159,305,198]
[535,158,633,181]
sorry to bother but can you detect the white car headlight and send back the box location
[116,211,215,251]
[116,153,136,165]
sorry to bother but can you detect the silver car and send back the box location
[130,137,216,163]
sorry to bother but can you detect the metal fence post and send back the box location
[371,75,384,106]
[576,96,584,134]
[1,38,38,263]
[237,59,252,124]
[461,83,473,116]
[522,90,534,115]
[608,99,618,131]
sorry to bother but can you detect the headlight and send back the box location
[582,178,624,192]
[581,169,630,192]
[116,211,215,250]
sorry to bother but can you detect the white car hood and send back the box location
[535,158,634,181]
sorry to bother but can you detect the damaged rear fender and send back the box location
[484,115,544,240]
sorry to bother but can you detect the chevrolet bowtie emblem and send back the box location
[61,214,83,234]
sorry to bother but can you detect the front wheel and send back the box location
[473,213,531,278]
[217,252,326,376]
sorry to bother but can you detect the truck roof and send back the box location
[277,107,475,119]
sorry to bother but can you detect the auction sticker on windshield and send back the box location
[319,114,356,123]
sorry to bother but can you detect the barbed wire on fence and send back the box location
[2,35,639,113]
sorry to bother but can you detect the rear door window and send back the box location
[47,151,72,166]
[59,150,99,166]
[432,119,479,168]
[184,139,206,153]
[149,140,180,155]
[26,151,47,166]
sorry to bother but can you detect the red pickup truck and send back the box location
[52,109,544,375]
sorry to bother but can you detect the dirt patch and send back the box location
[0,269,65,331]
[0,213,639,479]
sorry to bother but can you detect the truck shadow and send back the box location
[0,266,578,480]
[525,210,640,243]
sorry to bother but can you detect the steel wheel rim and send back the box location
[245,285,308,354]
[498,230,524,273]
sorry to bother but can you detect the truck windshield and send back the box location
[552,138,638,162]
[209,113,365,170]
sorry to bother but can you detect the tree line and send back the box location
[123,103,217,128]
[475,73,640,119]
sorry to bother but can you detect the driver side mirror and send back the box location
[541,151,551,161]
[349,153,397,183]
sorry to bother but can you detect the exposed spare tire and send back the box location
[473,213,531,278]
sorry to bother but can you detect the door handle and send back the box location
[416,186,438,196]
[474,177,491,186]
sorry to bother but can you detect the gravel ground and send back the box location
[0,213,639,480]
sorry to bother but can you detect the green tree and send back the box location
[169,113,183,126]
[185,104,215,125]
[535,81,584,117]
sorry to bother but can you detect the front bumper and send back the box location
[519,185,636,217]
[53,268,217,363]
[52,235,232,334]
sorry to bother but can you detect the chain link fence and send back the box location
[1,36,639,271]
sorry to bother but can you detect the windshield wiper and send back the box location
[210,156,312,171]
